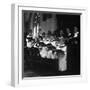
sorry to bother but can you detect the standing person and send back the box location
[73,27,79,37]
[65,28,73,73]
[58,30,65,45]
[58,30,65,46]
[71,26,80,74]
[66,28,72,38]
[59,30,64,39]
[73,26,79,44]
[65,28,73,45]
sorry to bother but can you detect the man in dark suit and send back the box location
[70,26,80,74]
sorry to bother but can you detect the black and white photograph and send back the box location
[23,10,80,77]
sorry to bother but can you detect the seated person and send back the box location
[39,46,48,58]
[26,38,34,48]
